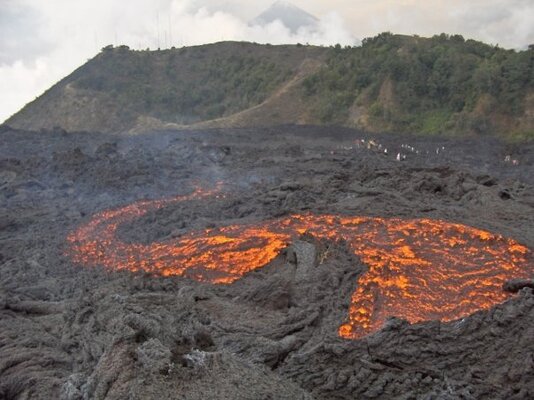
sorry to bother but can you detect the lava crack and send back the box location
[67,189,534,339]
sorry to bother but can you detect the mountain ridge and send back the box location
[5,34,534,140]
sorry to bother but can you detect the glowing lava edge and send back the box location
[67,188,534,339]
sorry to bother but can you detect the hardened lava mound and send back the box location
[67,188,534,339]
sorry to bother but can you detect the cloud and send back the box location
[331,0,534,49]
[0,59,49,122]
[0,0,51,64]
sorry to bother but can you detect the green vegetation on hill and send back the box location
[75,44,294,123]
[6,42,326,132]
[5,36,533,139]
[302,33,534,137]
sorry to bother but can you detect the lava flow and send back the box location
[67,189,534,339]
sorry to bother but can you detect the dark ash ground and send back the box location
[1,125,533,400]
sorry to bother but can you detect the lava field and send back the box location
[1,125,534,399]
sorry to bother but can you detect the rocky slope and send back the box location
[5,42,327,133]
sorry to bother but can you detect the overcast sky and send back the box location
[1,0,533,123]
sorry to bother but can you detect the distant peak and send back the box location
[268,1,317,16]
[251,1,319,33]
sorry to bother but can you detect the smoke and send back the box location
[0,0,356,123]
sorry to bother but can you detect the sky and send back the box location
[1,0,533,123]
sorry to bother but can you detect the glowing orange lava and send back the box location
[67,189,534,339]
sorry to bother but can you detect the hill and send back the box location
[6,42,328,133]
[303,33,534,140]
[5,34,534,139]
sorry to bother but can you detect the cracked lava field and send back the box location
[67,187,534,339]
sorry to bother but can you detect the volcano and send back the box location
[251,1,319,33]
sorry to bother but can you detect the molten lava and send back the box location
[67,189,534,339]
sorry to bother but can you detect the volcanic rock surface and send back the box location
[1,125,534,399]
